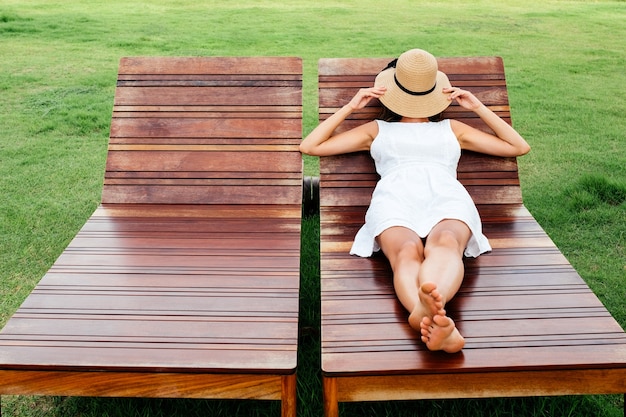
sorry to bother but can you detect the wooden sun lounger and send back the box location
[317,56,626,417]
[0,56,303,417]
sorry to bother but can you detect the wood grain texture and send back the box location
[0,57,302,417]
[318,57,626,417]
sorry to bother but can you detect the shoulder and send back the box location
[344,120,379,151]
[360,119,380,136]
[448,119,469,135]
[357,119,382,141]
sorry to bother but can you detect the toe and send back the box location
[433,313,452,327]
[420,282,437,294]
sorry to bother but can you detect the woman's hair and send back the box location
[378,105,402,122]
[378,104,442,122]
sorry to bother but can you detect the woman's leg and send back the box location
[377,226,425,314]
[417,219,471,352]
[377,227,445,330]
[418,219,471,307]
[377,220,471,353]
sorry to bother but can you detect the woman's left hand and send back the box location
[444,87,483,111]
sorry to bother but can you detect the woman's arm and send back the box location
[446,87,531,157]
[299,87,386,156]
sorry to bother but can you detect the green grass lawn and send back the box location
[1,0,625,416]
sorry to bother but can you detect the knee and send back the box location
[396,240,423,263]
[426,230,465,254]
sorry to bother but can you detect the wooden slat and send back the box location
[118,56,303,76]
[105,150,301,172]
[317,57,626,417]
[114,86,301,107]
[110,118,301,139]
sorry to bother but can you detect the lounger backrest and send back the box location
[102,57,303,206]
[318,57,522,211]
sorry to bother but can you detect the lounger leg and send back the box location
[323,377,339,417]
[281,373,297,417]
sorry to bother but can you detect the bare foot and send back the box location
[408,282,444,330]
[420,313,465,353]
[418,282,444,317]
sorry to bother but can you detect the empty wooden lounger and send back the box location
[317,56,626,417]
[0,56,303,417]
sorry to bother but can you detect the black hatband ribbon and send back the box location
[394,74,437,96]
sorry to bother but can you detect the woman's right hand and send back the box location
[347,86,387,110]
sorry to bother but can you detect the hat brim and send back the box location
[375,68,452,118]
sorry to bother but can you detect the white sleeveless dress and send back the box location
[350,119,492,258]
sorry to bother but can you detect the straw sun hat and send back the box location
[375,49,452,118]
